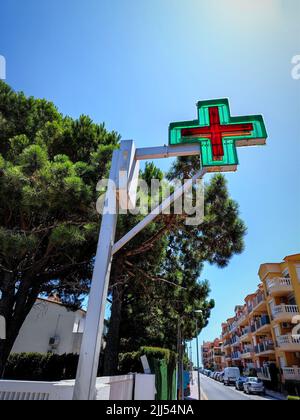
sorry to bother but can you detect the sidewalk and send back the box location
[188,372,207,401]
[265,389,287,401]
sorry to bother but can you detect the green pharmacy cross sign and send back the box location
[169,99,267,172]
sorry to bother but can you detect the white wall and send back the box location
[0,374,156,400]
[11,299,85,355]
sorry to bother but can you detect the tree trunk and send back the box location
[0,271,39,377]
[103,283,124,376]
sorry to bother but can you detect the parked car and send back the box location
[243,377,265,395]
[235,376,247,391]
[218,372,225,383]
[223,367,241,386]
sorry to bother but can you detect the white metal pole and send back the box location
[196,319,201,401]
[112,168,207,256]
[73,150,120,400]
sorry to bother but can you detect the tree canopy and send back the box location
[0,81,120,375]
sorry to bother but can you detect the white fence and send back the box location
[0,374,156,401]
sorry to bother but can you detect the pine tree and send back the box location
[0,81,120,375]
[103,158,247,374]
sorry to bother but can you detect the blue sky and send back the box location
[1,0,299,364]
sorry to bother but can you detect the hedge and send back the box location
[4,353,79,381]
[4,346,178,399]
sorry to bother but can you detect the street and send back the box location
[198,374,274,401]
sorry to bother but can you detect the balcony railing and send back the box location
[251,293,266,311]
[231,352,241,360]
[255,341,275,355]
[229,322,238,333]
[242,346,254,354]
[241,347,255,359]
[267,277,293,295]
[277,335,300,349]
[237,313,248,325]
[247,304,253,314]
[272,305,300,321]
[240,327,251,340]
[282,367,300,382]
[231,336,241,346]
[251,315,270,333]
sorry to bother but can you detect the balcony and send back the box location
[251,293,266,314]
[267,277,293,297]
[229,322,238,334]
[272,305,300,323]
[252,315,271,335]
[231,336,241,347]
[255,341,275,356]
[240,327,252,342]
[241,346,255,359]
[282,367,300,382]
[277,335,300,352]
[237,313,248,327]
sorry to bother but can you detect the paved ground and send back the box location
[199,373,274,401]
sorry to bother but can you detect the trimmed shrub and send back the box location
[4,353,79,381]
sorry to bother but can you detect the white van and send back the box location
[223,367,240,386]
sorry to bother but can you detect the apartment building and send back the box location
[219,253,300,393]
[201,338,224,371]
[259,253,300,391]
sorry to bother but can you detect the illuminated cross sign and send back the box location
[169,99,267,171]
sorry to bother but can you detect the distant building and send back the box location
[201,338,224,371]
[11,297,86,355]
[219,253,300,394]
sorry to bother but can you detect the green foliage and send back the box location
[0,80,120,310]
[4,353,79,381]
[0,81,120,373]
[118,347,177,374]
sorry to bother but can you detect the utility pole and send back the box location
[195,319,201,401]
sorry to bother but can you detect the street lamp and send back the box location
[194,310,203,401]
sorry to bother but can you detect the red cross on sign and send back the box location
[181,107,254,161]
